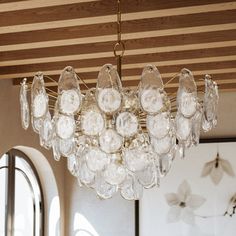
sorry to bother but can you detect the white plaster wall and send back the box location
[64,171,135,236]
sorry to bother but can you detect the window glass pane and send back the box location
[0,168,7,236]
[14,169,34,236]
[15,157,42,236]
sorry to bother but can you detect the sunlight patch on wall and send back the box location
[74,213,99,236]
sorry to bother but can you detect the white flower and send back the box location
[201,153,235,185]
[165,180,206,225]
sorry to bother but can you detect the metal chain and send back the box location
[113,0,125,58]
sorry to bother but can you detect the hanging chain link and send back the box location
[113,0,125,57]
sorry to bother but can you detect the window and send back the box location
[0,149,44,236]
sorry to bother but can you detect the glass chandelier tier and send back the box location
[19,0,219,200]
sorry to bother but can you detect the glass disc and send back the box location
[95,175,118,199]
[97,88,121,114]
[39,114,53,149]
[176,114,191,141]
[99,129,123,153]
[146,113,170,139]
[60,89,81,115]
[33,93,47,118]
[116,112,138,137]
[104,163,126,185]
[59,138,75,157]
[78,159,95,186]
[85,148,108,172]
[151,135,174,155]
[179,92,197,118]
[56,115,75,139]
[120,175,143,200]
[81,110,105,136]
[136,162,157,189]
[140,88,163,114]
[123,148,150,172]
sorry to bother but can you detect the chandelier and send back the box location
[19,0,219,200]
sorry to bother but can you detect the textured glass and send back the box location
[176,113,191,141]
[58,66,82,115]
[95,174,118,199]
[136,162,157,189]
[55,115,75,139]
[81,89,105,136]
[116,112,138,137]
[52,138,61,161]
[60,89,81,115]
[67,153,79,176]
[179,91,197,118]
[120,174,143,200]
[31,72,48,119]
[139,65,168,114]
[85,148,108,172]
[39,112,53,149]
[97,88,122,114]
[78,158,95,186]
[96,64,122,114]
[58,138,75,157]
[20,78,30,130]
[202,75,219,131]
[104,162,126,185]
[147,112,170,139]
[123,148,150,172]
[151,134,175,155]
[99,129,123,153]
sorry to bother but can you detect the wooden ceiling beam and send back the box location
[1,29,236,64]
[1,10,236,46]
[0,0,234,27]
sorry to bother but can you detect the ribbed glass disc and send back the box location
[116,112,138,137]
[147,113,170,139]
[97,88,121,113]
[99,129,123,153]
[60,89,81,115]
[56,115,75,139]
[81,110,104,136]
[33,93,47,118]
[151,135,174,155]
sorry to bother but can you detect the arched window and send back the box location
[0,149,44,236]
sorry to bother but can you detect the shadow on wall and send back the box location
[74,213,99,236]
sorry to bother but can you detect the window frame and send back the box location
[0,148,45,236]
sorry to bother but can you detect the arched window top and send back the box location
[0,149,44,236]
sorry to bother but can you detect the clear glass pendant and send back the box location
[85,147,109,172]
[58,138,75,157]
[78,158,95,186]
[95,174,118,199]
[146,112,170,139]
[81,89,105,136]
[136,161,157,189]
[39,112,53,149]
[116,112,139,137]
[139,65,168,114]
[55,115,75,140]
[120,174,143,200]
[20,78,30,130]
[96,64,122,114]
[52,137,61,161]
[123,147,150,172]
[104,162,126,185]
[31,72,48,119]
[176,113,191,141]
[58,66,82,115]
[99,129,123,153]
[67,153,79,176]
